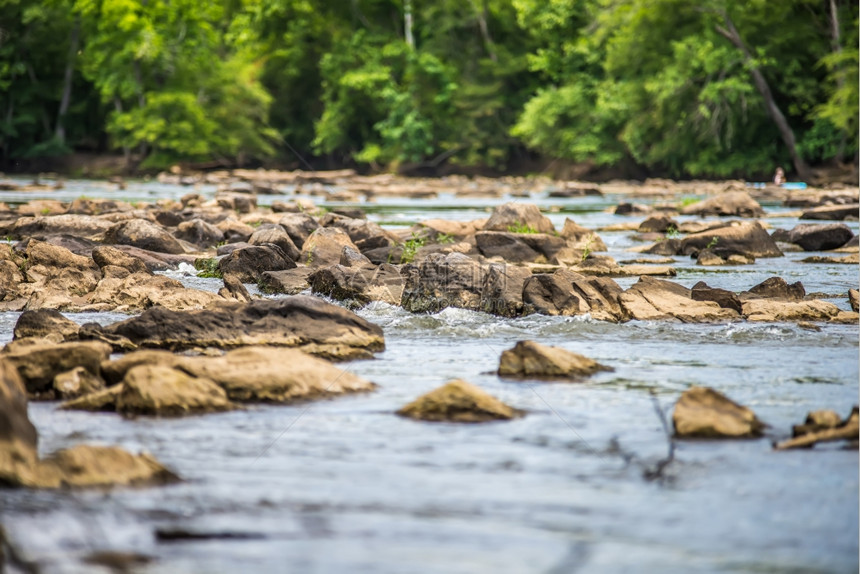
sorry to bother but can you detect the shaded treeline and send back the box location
[0,0,856,178]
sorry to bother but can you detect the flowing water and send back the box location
[0,178,857,573]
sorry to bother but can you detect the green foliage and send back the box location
[194,257,222,278]
[400,232,426,264]
[435,233,456,244]
[581,234,595,261]
[665,225,681,239]
[507,221,539,234]
[706,236,719,250]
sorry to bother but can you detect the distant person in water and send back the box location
[773,167,785,185]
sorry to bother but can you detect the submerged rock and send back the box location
[672,386,765,438]
[396,379,524,423]
[498,340,612,379]
[85,295,385,359]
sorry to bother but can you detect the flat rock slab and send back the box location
[85,295,385,359]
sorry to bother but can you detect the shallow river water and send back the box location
[0,178,857,573]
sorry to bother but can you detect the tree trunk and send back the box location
[470,0,497,62]
[24,62,52,138]
[715,13,812,182]
[56,17,81,145]
[829,0,846,161]
[404,0,414,48]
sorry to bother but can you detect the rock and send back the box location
[784,223,854,251]
[776,408,859,450]
[278,213,320,248]
[340,246,373,267]
[0,359,39,485]
[87,295,385,359]
[67,197,133,215]
[218,274,252,302]
[560,219,607,251]
[2,340,111,396]
[17,199,67,216]
[638,215,679,233]
[681,222,782,258]
[13,309,80,341]
[475,231,546,262]
[95,347,376,404]
[215,192,256,213]
[301,227,359,267]
[483,202,555,234]
[401,253,486,313]
[418,218,485,240]
[215,217,256,243]
[53,366,105,399]
[498,340,612,379]
[321,214,397,249]
[800,204,859,221]
[690,282,743,314]
[258,268,313,295]
[850,289,859,312]
[619,277,739,322]
[217,245,296,283]
[115,365,235,416]
[742,277,805,301]
[680,191,764,218]
[672,386,765,438]
[644,238,682,256]
[88,273,221,312]
[396,379,524,423]
[174,219,225,248]
[522,269,624,321]
[696,249,725,266]
[614,202,653,216]
[11,214,115,239]
[109,245,197,271]
[91,245,151,275]
[309,263,404,306]
[248,226,301,261]
[741,299,841,322]
[104,219,185,255]
[792,409,843,437]
[801,253,859,264]
[480,264,532,317]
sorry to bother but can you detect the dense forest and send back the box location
[0,0,857,179]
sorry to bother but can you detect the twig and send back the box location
[643,391,676,482]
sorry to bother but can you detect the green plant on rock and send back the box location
[581,234,596,262]
[507,221,539,234]
[665,225,681,239]
[435,232,455,244]
[194,258,222,278]
[706,237,719,250]
[400,232,426,264]
[679,197,700,208]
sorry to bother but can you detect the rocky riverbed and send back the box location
[0,171,857,573]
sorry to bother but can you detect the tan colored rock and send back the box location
[673,386,765,438]
[2,340,111,395]
[619,277,739,323]
[53,366,105,399]
[483,202,555,234]
[849,289,859,312]
[13,309,80,341]
[742,299,840,322]
[776,408,859,450]
[87,273,221,312]
[498,341,612,379]
[419,218,486,239]
[680,191,764,218]
[301,227,359,267]
[396,379,524,423]
[116,365,235,416]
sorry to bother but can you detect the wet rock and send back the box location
[258,268,313,295]
[248,226,301,261]
[218,274,252,302]
[523,269,624,321]
[690,282,743,314]
[680,222,782,258]
[742,277,805,301]
[800,204,859,221]
[309,263,404,306]
[619,277,739,322]
[401,253,486,313]
[673,386,765,438]
[475,231,545,262]
[783,223,854,251]
[696,249,726,266]
[480,264,532,317]
[96,347,376,404]
[396,379,524,423]
[13,309,80,341]
[638,215,679,233]
[11,214,115,239]
[776,408,859,450]
[87,295,385,359]
[800,253,859,264]
[792,410,843,437]
[741,299,841,322]
[301,227,359,267]
[2,340,111,396]
[104,219,185,255]
[217,245,296,283]
[498,340,612,379]
[680,191,764,218]
[483,202,555,234]
[91,245,151,276]
[174,219,224,248]
[850,289,859,312]
[53,366,105,399]
[114,365,235,416]
[278,213,320,248]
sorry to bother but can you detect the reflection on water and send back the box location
[0,178,857,573]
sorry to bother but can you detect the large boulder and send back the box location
[88,273,221,312]
[498,341,612,379]
[13,309,80,341]
[475,231,568,263]
[480,264,532,317]
[91,245,151,276]
[396,379,524,423]
[523,269,624,321]
[690,282,743,314]
[174,219,225,248]
[84,295,385,359]
[741,299,842,322]
[680,222,782,258]
[619,277,739,322]
[680,191,764,218]
[301,227,359,267]
[1,340,111,396]
[672,386,765,438]
[248,226,301,261]
[278,213,320,248]
[741,277,805,301]
[258,268,313,295]
[217,245,296,283]
[483,202,555,234]
[104,219,185,255]
[782,223,854,251]
[0,359,39,485]
[11,214,115,239]
[401,253,486,313]
[116,365,235,416]
[309,263,404,306]
[800,204,860,221]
